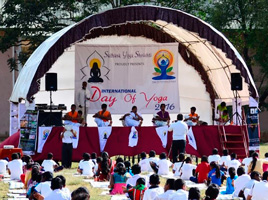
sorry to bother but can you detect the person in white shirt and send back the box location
[155,179,175,200]
[169,178,188,200]
[44,177,70,200]
[60,125,76,168]
[154,152,173,175]
[168,114,188,163]
[0,157,9,174]
[242,150,254,174]
[147,150,160,172]
[233,167,251,197]
[56,175,71,198]
[71,187,90,200]
[42,153,58,173]
[208,148,221,164]
[180,157,197,180]
[77,153,94,177]
[120,106,143,127]
[204,184,219,200]
[33,171,53,199]
[188,187,201,200]
[126,164,149,188]
[247,171,268,200]
[143,174,164,200]
[173,153,185,176]
[226,153,241,173]
[219,149,231,167]
[242,171,260,199]
[7,153,23,180]
[76,81,91,123]
[139,152,150,172]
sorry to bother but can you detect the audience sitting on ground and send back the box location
[124,161,134,176]
[138,152,150,172]
[77,153,94,177]
[180,157,196,180]
[91,153,97,165]
[248,152,268,174]
[26,165,42,198]
[208,161,225,187]
[190,155,210,183]
[0,157,8,175]
[155,178,175,200]
[33,171,53,199]
[233,167,250,197]
[126,164,148,188]
[124,177,147,200]
[42,152,58,173]
[94,152,113,181]
[109,162,127,195]
[242,150,254,173]
[150,152,172,175]
[169,178,188,200]
[221,167,237,195]
[71,187,90,200]
[143,174,164,200]
[263,152,268,172]
[173,153,185,176]
[208,148,221,164]
[204,184,219,200]
[188,187,201,200]
[56,175,71,197]
[247,171,268,200]
[147,150,160,172]
[242,171,260,199]
[44,177,70,200]
[226,153,241,173]
[219,149,231,171]
[7,153,23,180]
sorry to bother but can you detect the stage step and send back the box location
[224,133,243,136]
[225,141,244,144]
[226,147,245,150]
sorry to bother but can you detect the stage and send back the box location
[0,125,248,162]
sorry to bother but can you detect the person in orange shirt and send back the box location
[62,104,79,123]
[93,104,112,127]
[185,107,199,126]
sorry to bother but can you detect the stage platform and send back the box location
[0,126,247,162]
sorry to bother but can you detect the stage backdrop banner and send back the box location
[37,127,52,153]
[75,43,179,114]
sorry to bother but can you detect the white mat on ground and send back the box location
[9,189,26,194]
[111,195,130,200]
[217,195,242,200]
[160,172,179,179]
[9,181,24,189]
[7,193,27,198]
[184,180,207,190]
[7,198,28,200]
[84,179,110,188]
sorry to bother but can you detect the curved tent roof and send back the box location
[10,5,258,103]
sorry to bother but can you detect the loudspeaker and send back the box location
[38,111,62,126]
[231,73,242,91]
[45,73,57,91]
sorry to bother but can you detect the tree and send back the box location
[0,0,100,71]
[207,0,268,108]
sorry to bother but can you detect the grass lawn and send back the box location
[0,144,267,199]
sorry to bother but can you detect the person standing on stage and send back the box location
[168,114,188,163]
[76,81,91,124]
[152,104,170,127]
[60,125,76,168]
[93,103,112,127]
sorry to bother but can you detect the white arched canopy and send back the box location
[10,5,258,125]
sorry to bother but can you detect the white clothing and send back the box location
[125,112,142,127]
[173,162,183,176]
[139,158,150,172]
[180,163,196,180]
[61,126,73,143]
[44,189,70,200]
[168,121,188,140]
[208,154,221,163]
[76,88,90,108]
[227,159,241,172]
[126,174,149,187]
[169,189,188,200]
[233,174,251,197]
[242,157,253,174]
[154,120,168,127]
[158,159,172,175]
[35,181,52,198]
[78,159,84,169]
[0,159,8,174]
[251,180,268,200]
[155,190,176,200]
[143,187,164,200]
[148,157,160,172]
[42,159,57,173]
[79,160,95,176]
[62,187,71,198]
[244,179,258,190]
[7,159,23,180]
[94,118,110,127]
[219,155,231,166]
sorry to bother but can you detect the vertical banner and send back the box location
[10,103,19,136]
[37,127,52,153]
[98,127,112,152]
[19,110,39,155]
[75,43,179,114]
[246,107,260,151]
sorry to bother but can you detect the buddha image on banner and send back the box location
[75,43,180,114]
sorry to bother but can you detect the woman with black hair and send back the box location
[95,151,112,181]
[248,152,268,174]
[109,162,127,195]
[208,162,225,187]
[221,167,237,194]
[188,187,200,200]
[204,184,219,200]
